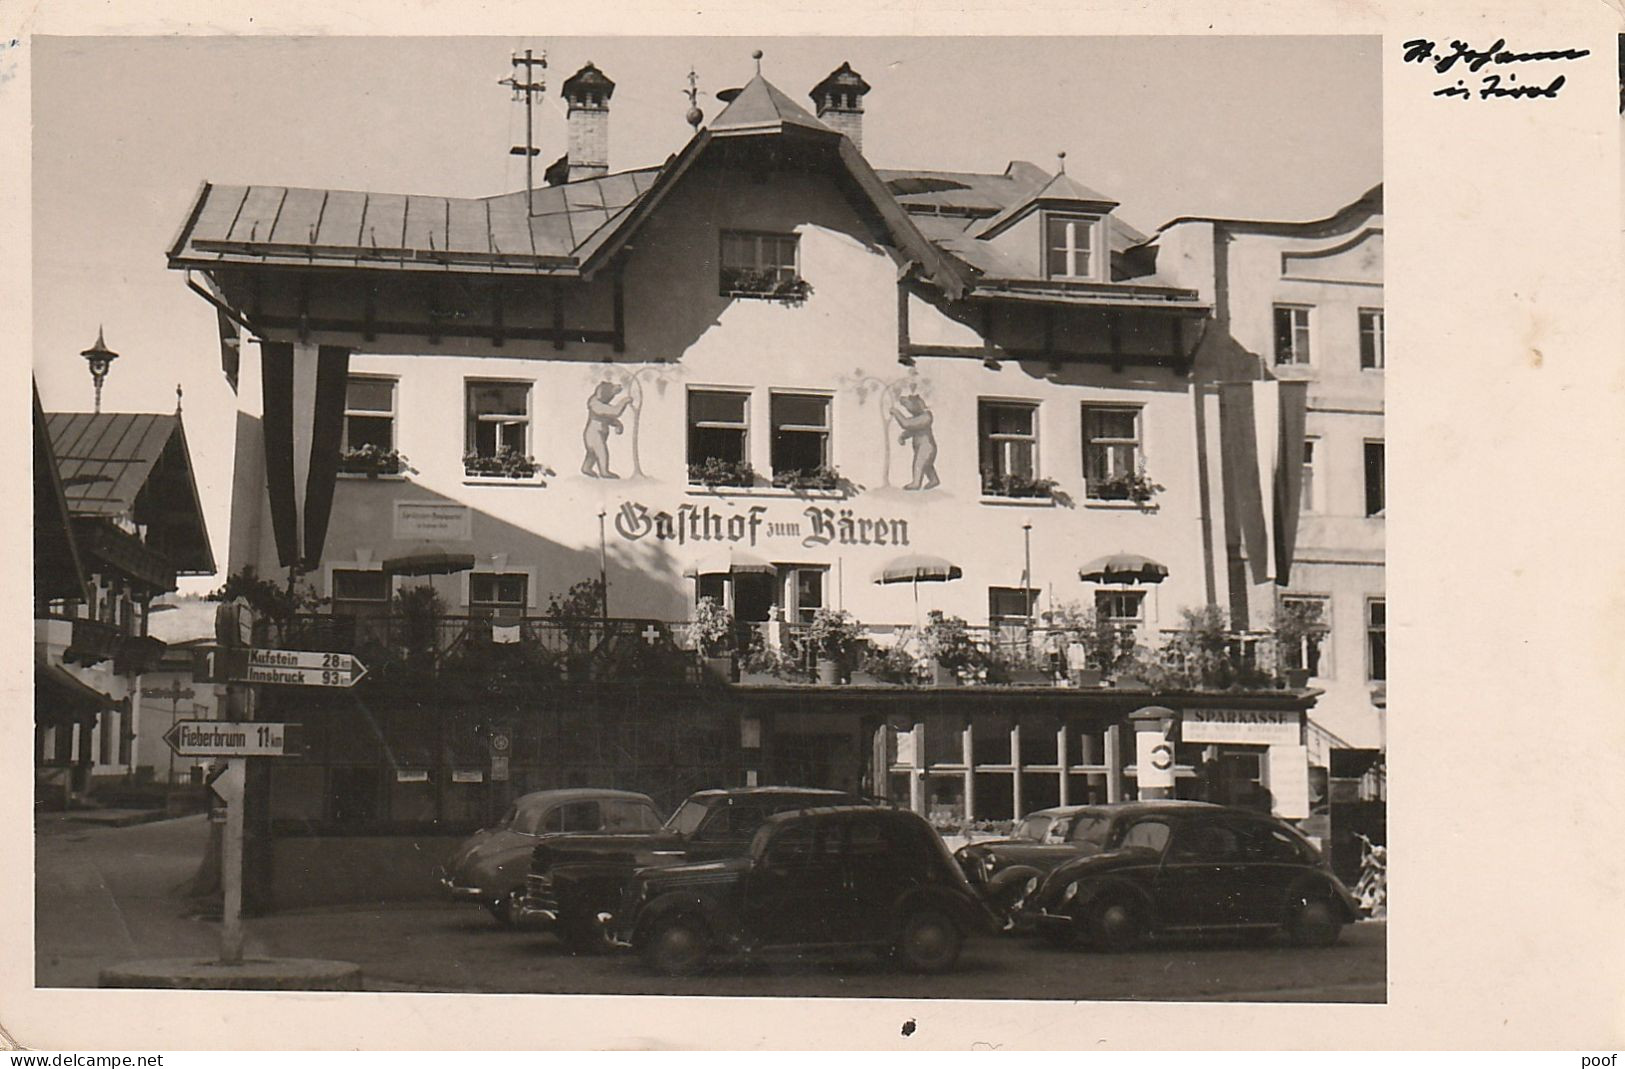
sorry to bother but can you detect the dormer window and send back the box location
[1044,213,1099,280]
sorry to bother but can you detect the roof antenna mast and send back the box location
[501,48,548,216]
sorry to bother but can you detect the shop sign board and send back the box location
[1181,708,1300,747]
[394,501,472,541]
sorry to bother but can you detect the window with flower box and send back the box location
[465,380,535,477]
[1082,405,1146,500]
[978,400,1042,495]
[688,389,753,486]
[340,377,404,475]
[770,392,833,486]
[719,231,801,298]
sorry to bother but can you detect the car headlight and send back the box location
[981,855,998,879]
[1060,881,1079,905]
[1023,876,1040,896]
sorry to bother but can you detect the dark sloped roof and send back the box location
[34,386,89,602]
[48,413,179,517]
[969,169,1119,240]
[709,73,832,137]
[169,167,662,274]
[45,412,214,575]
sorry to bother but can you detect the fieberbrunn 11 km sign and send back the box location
[163,720,301,758]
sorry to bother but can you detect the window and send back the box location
[720,230,799,295]
[1301,438,1319,513]
[978,400,1038,491]
[343,377,396,451]
[688,390,750,469]
[331,569,391,618]
[1281,594,1331,678]
[1367,598,1386,682]
[1169,821,1242,862]
[770,393,830,477]
[1118,818,1171,852]
[1364,441,1385,516]
[550,802,600,833]
[1359,309,1385,370]
[1082,405,1142,497]
[1274,305,1312,365]
[465,381,530,458]
[988,587,1039,628]
[1095,590,1145,630]
[469,573,527,617]
[783,566,827,625]
[1044,214,1098,280]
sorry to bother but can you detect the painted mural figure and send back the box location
[892,394,940,490]
[582,381,634,478]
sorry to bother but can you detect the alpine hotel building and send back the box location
[166,59,1382,906]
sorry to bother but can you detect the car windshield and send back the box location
[495,803,520,830]
[663,798,712,837]
[510,804,548,835]
[1020,815,1059,838]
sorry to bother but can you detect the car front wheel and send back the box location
[1089,898,1145,953]
[639,914,712,976]
[1286,897,1344,948]
[893,908,963,973]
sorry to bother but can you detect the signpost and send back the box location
[231,649,368,688]
[166,720,300,965]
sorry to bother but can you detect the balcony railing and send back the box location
[275,611,1297,692]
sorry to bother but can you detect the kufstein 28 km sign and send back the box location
[234,648,368,688]
[163,720,301,758]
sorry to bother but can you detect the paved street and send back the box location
[36,815,1385,1001]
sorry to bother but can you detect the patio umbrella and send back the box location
[1078,552,1169,585]
[873,553,963,628]
[681,548,777,578]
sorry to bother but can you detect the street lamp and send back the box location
[1022,522,1034,651]
[80,327,120,414]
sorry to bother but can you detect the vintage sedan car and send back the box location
[953,804,1161,925]
[518,786,860,951]
[439,788,662,926]
[614,806,997,975]
[1019,802,1360,951]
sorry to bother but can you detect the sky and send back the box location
[30,35,1381,592]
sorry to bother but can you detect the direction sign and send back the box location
[163,720,302,758]
[232,648,368,688]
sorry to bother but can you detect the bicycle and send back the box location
[1351,831,1386,919]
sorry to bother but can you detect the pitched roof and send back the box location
[34,386,89,602]
[168,167,662,275]
[968,169,1119,240]
[709,74,832,137]
[45,412,214,574]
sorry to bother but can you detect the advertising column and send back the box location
[1129,706,1178,801]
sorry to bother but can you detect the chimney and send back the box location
[809,62,871,152]
[560,62,614,183]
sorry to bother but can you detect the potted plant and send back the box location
[688,457,757,489]
[920,611,978,687]
[980,469,1064,500]
[858,643,918,685]
[464,447,544,480]
[805,608,865,685]
[1042,601,1126,686]
[770,465,844,492]
[338,444,414,477]
[720,268,814,306]
[1273,599,1325,689]
[690,596,737,683]
[738,642,787,685]
[1090,468,1164,506]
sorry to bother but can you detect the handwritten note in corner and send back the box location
[1403,37,1592,102]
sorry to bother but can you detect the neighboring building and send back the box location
[33,407,214,801]
[166,59,1333,901]
[1151,187,1385,756]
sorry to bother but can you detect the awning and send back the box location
[35,662,120,724]
[683,549,776,579]
[383,544,478,576]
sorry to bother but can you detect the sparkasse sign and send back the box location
[1180,708,1301,747]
